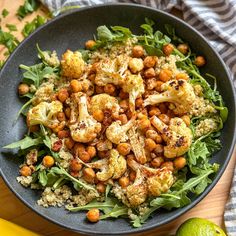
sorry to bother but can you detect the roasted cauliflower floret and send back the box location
[69,94,101,143]
[32,82,54,105]
[90,94,120,117]
[122,74,145,111]
[151,116,192,158]
[128,58,144,73]
[27,101,63,127]
[61,50,85,79]
[106,117,135,144]
[88,149,127,181]
[144,79,196,115]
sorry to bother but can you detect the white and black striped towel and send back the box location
[41,0,236,234]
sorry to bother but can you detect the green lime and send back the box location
[176,218,226,236]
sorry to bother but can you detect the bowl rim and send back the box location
[0,3,236,235]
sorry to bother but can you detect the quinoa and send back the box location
[111,183,130,207]
[195,118,218,137]
[70,189,99,206]
[32,82,54,105]
[17,176,33,187]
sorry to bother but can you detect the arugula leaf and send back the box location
[2,9,9,18]
[38,169,48,186]
[164,24,183,43]
[100,204,128,219]
[78,49,90,62]
[0,60,5,69]
[6,24,17,32]
[0,29,19,53]
[17,0,40,19]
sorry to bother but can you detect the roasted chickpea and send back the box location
[18,83,29,95]
[119,90,129,99]
[146,78,158,90]
[83,168,96,184]
[176,73,189,81]
[104,83,116,95]
[92,110,104,122]
[64,137,75,149]
[79,151,91,163]
[177,43,189,55]
[158,114,170,125]
[137,112,148,120]
[64,107,71,119]
[135,97,143,108]
[96,182,106,193]
[117,143,131,156]
[120,99,129,111]
[145,138,157,152]
[167,109,175,118]
[87,146,97,158]
[129,171,136,182]
[146,130,158,140]
[143,56,157,68]
[132,45,144,58]
[118,176,130,188]
[158,103,168,114]
[138,118,151,130]
[149,107,161,117]
[70,159,82,172]
[154,144,164,156]
[194,56,206,67]
[57,112,66,122]
[159,69,173,82]
[151,157,164,168]
[181,115,191,127]
[70,79,82,93]
[144,68,156,79]
[20,165,32,177]
[58,130,70,139]
[174,156,186,170]
[98,150,109,159]
[57,88,69,103]
[161,161,174,171]
[86,208,100,223]
[88,73,96,82]
[85,40,96,50]
[155,133,163,144]
[42,155,55,168]
[95,85,104,94]
[118,114,128,124]
[155,80,164,92]
[73,143,85,156]
[163,43,174,56]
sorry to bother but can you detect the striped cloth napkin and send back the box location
[41,0,236,234]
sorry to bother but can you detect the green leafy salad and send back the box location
[4,18,228,227]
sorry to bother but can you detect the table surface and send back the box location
[0,1,236,235]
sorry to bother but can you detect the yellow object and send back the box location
[0,218,41,236]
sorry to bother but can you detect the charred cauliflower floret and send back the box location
[151,116,192,158]
[69,94,101,143]
[88,149,127,181]
[32,82,54,105]
[144,79,196,115]
[27,101,63,127]
[61,50,85,79]
[106,116,135,144]
[122,74,145,111]
[128,58,144,73]
[90,94,120,117]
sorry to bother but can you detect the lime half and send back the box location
[176,218,226,236]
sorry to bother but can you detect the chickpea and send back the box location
[163,43,174,56]
[159,69,173,82]
[87,146,97,158]
[88,73,96,82]
[119,176,130,188]
[135,97,143,108]
[137,112,148,120]
[145,138,157,152]
[149,107,161,117]
[154,144,164,156]
[138,118,151,130]
[155,80,164,92]
[176,73,189,81]
[151,157,164,168]
[95,85,104,94]
[158,103,168,114]
[18,83,29,95]
[58,130,70,139]
[42,155,55,168]
[98,150,109,159]
[129,58,144,73]
[96,182,106,193]
[92,110,104,122]
[119,90,129,99]
[158,114,170,125]
[104,83,116,95]
[83,168,96,184]
[194,56,206,67]
[120,99,129,111]
[20,165,32,177]
[64,107,71,119]
[129,171,136,182]
[86,208,100,223]
[143,56,157,68]
[85,40,96,50]
[181,115,191,127]
[70,159,82,172]
[117,143,131,156]
[64,137,75,149]
[177,43,189,55]
[57,112,66,122]
[118,114,128,124]
[70,79,82,93]
[79,151,91,163]
[144,68,156,79]
[57,88,69,103]
[167,109,175,118]
[73,143,85,156]
[161,161,174,172]
[132,45,144,58]
[174,157,187,170]
[146,130,158,140]
[155,133,163,144]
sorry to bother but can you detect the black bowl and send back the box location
[0,3,235,235]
